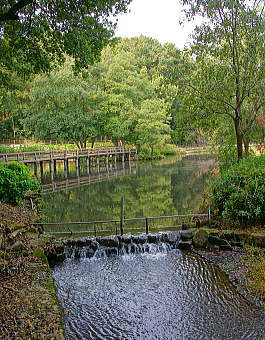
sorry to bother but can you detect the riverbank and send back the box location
[194,247,265,308]
[0,201,64,339]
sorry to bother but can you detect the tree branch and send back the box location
[0,0,33,22]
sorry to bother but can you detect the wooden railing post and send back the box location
[145,218,149,234]
[120,196,125,236]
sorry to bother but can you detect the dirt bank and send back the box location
[0,201,64,339]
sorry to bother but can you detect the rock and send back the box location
[178,240,192,250]
[180,230,193,241]
[121,235,132,244]
[164,232,180,244]
[10,228,27,239]
[250,234,265,248]
[208,235,230,246]
[97,236,119,248]
[132,234,147,244]
[147,234,158,243]
[193,229,209,248]
[9,240,27,252]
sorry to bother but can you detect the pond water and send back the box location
[53,249,265,339]
[42,154,215,234]
[47,154,265,339]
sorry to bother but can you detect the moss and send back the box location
[32,248,49,264]
[244,246,265,305]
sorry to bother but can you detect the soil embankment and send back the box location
[0,201,64,339]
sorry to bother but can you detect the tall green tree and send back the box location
[0,0,131,76]
[99,41,171,149]
[179,0,265,159]
[24,61,104,148]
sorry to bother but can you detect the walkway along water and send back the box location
[0,146,136,176]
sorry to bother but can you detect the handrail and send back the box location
[33,213,208,226]
[0,146,136,163]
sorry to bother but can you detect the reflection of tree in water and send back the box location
[171,155,215,214]
[43,155,215,225]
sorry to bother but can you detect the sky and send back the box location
[115,0,197,49]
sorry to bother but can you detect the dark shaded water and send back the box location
[53,249,265,339]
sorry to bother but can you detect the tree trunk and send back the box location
[234,118,243,160]
[243,136,250,157]
[91,137,96,148]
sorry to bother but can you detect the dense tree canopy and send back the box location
[0,0,131,75]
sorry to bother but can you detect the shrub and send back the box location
[0,163,39,204]
[211,155,265,225]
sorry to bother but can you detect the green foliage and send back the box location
[7,161,30,175]
[24,61,105,148]
[212,155,265,225]
[0,1,131,77]
[179,0,265,159]
[0,162,39,204]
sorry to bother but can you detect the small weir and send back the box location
[51,232,265,340]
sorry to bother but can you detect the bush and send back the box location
[0,163,39,204]
[211,155,265,225]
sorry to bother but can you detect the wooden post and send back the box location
[64,159,68,178]
[106,154,109,167]
[86,157,90,173]
[33,162,38,177]
[208,206,211,226]
[40,161,44,177]
[145,218,149,234]
[94,224,97,237]
[49,160,52,175]
[97,155,100,172]
[120,196,125,236]
[53,160,57,173]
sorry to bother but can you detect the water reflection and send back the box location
[42,154,215,232]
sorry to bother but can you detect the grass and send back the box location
[244,245,265,305]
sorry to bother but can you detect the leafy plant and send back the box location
[0,163,39,204]
[211,155,265,225]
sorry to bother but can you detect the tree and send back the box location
[24,61,104,148]
[0,0,131,76]
[135,99,170,156]
[98,38,178,147]
[179,0,265,159]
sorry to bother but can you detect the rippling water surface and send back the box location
[53,250,265,339]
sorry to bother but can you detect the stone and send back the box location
[208,235,230,246]
[178,240,192,250]
[180,230,193,241]
[193,229,209,248]
[121,235,132,244]
[132,235,147,244]
[97,236,119,248]
[9,240,27,252]
[147,234,158,243]
[164,232,180,244]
